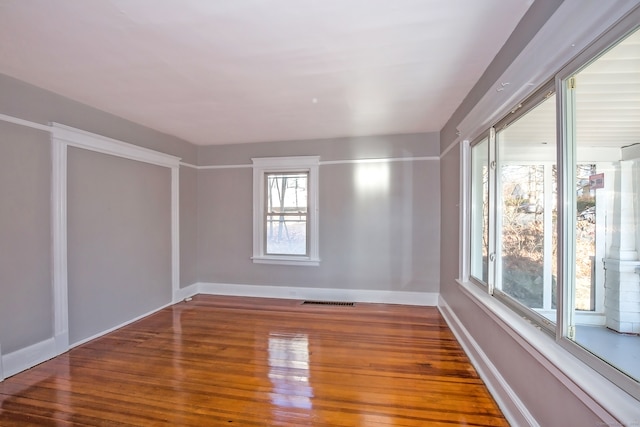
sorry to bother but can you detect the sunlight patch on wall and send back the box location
[354,162,390,195]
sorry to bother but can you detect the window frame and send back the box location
[463,7,640,402]
[264,171,310,256]
[252,156,320,266]
[494,83,558,333]
[467,130,492,290]
[468,82,558,333]
[555,16,640,400]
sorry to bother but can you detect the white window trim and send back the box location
[458,3,640,412]
[251,156,320,266]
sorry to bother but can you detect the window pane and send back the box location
[497,94,557,318]
[470,138,489,283]
[266,172,308,255]
[568,28,640,382]
[266,215,307,255]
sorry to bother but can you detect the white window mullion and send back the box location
[558,76,577,340]
[543,163,554,311]
[460,140,471,282]
[487,127,498,295]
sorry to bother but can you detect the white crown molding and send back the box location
[181,162,253,170]
[0,113,51,132]
[51,123,181,168]
[201,163,252,169]
[252,155,320,168]
[192,156,438,170]
[320,156,438,165]
[179,161,200,169]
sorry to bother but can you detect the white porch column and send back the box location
[603,160,640,334]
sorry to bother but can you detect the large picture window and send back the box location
[559,26,640,389]
[252,157,320,266]
[466,17,640,400]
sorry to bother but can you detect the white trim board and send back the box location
[0,342,3,381]
[51,123,181,168]
[174,283,200,302]
[182,155,438,170]
[448,280,640,426]
[50,124,182,365]
[192,282,438,306]
[440,140,460,160]
[320,156,438,165]
[1,338,57,380]
[0,113,51,133]
[438,296,537,427]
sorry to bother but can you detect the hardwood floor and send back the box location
[0,295,508,426]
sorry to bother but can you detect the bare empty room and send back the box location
[1,1,639,425]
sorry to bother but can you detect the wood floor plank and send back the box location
[0,295,508,426]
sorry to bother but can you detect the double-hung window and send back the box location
[252,156,320,266]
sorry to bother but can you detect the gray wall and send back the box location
[180,166,199,287]
[438,0,611,424]
[0,74,197,164]
[197,133,440,293]
[67,148,172,344]
[439,0,565,149]
[0,74,195,358]
[0,122,52,354]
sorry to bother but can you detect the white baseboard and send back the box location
[0,342,3,381]
[1,337,57,379]
[174,283,199,302]
[194,282,438,306]
[54,331,69,356]
[438,295,538,427]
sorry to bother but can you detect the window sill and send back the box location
[455,279,640,423]
[251,255,320,267]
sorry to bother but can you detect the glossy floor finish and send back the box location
[0,295,508,426]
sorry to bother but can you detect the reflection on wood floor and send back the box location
[0,295,508,426]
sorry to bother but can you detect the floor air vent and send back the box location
[302,301,355,307]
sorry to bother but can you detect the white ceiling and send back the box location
[0,0,533,146]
